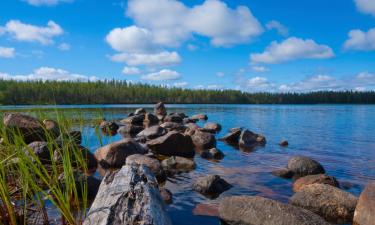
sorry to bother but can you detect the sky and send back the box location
[0,0,375,92]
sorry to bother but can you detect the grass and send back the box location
[0,109,105,225]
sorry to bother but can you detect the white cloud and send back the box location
[250,37,334,64]
[173,82,188,87]
[0,20,63,45]
[110,51,181,67]
[141,69,181,81]
[344,28,375,51]
[58,42,70,51]
[251,66,269,72]
[0,47,15,58]
[246,76,276,91]
[216,72,225,77]
[354,0,375,16]
[24,0,73,6]
[0,67,99,81]
[122,66,141,75]
[266,20,289,37]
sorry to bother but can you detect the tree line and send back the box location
[0,80,374,105]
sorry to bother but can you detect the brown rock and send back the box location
[146,131,194,157]
[238,129,266,149]
[200,148,224,160]
[219,128,241,144]
[193,175,231,198]
[99,120,119,136]
[161,156,196,173]
[120,114,145,125]
[191,130,216,150]
[154,102,167,117]
[203,122,222,133]
[42,119,60,138]
[271,168,294,179]
[287,156,325,178]
[191,114,208,120]
[293,174,339,192]
[353,182,375,225]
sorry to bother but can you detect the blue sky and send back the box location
[0,0,375,92]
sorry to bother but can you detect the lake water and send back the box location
[1,104,375,224]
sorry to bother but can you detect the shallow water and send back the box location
[2,104,375,224]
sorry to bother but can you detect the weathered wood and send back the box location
[84,164,172,225]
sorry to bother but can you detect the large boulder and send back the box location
[190,130,216,150]
[120,114,145,125]
[289,183,358,224]
[193,175,231,198]
[203,122,222,133]
[219,196,330,225]
[94,138,148,169]
[146,131,194,158]
[99,120,119,136]
[353,182,375,225]
[238,129,266,149]
[118,124,144,137]
[154,102,167,119]
[287,156,325,178]
[4,113,46,144]
[219,128,242,144]
[136,125,167,140]
[200,148,224,160]
[160,122,186,132]
[161,156,196,173]
[126,154,166,183]
[191,114,208,120]
[293,174,339,192]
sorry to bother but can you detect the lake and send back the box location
[1,104,374,224]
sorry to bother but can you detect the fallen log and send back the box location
[84,164,172,225]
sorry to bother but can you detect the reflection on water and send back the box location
[1,104,375,225]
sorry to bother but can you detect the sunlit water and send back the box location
[1,104,375,224]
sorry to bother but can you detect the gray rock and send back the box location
[160,122,186,132]
[137,125,167,140]
[118,124,144,137]
[161,156,196,173]
[219,128,242,144]
[191,130,216,150]
[126,154,166,183]
[239,129,266,149]
[287,156,325,178]
[193,175,231,198]
[154,102,167,117]
[163,114,183,123]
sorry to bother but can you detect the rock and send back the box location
[126,154,166,183]
[191,130,216,150]
[193,203,219,217]
[146,131,194,158]
[289,183,358,224]
[94,138,148,169]
[161,156,196,173]
[163,114,183,123]
[280,140,289,146]
[160,122,186,132]
[54,146,97,172]
[193,175,231,198]
[200,148,224,160]
[137,125,167,140]
[134,108,146,115]
[219,128,241,144]
[154,102,167,118]
[159,187,173,204]
[144,113,159,126]
[120,114,145,125]
[58,171,100,199]
[99,120,119,136]
[238,129,266,149]
[4,113,46,144]
[203,122,222,133]
[287,156,325,178]
[271,168,294,179]
[183,118,198,124]
[24,141,52,163]
[353,181,375,225]
[293,174,339,192]
[191,114,208,120]
[118,124,144,137]
[185,123,200,131]
[219,196,330,225]
[42,119,60,138]
[56,130,82,145]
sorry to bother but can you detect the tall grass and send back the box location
[0,110,101,225]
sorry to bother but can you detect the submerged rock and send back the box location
[293,174,339,192]
[200,148,224,160]
[146,131,194,157]
[280,140,289,146]
[219,128,242,144]
[271,168,294,179]
[193,175,231,198]
[191,114,208,120]
[287,156,325,178]
[219,196,331,225]
[353,181,375,225]
[161,156,196,173]
[289,183,358,224]
[238,129,266,149]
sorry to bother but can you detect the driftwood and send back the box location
[84,164,172,225]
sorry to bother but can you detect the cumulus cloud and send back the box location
[0,47,15,58]
[246,76,276,91]
[173,82,188,88]
[252,66,269,72]
[141,69,181,81]
[354,0,375,16]
[266,20,289,37]
[0,20,63,45]
[24,0,73,6]
[110,51,181,67]
[0,67,99,81]
[216,72,225,77]
[58,43,70,51]
[122,66,141,75]
[344,28,375,51]
[250,37,334,64]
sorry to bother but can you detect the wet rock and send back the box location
[118,124,144,137]
[120,114,145,125]
[219,128,241,144]
[24,141,52,163]
[200,148,224,160]
[160,122,186,132]
[154,102,167,118]
[287,156,325,178]
[293,174,339,192]
[136,125,167,140]
[185,123,200,131]
[94,138,148,169]
[143,113,159,126]
[280,140,289,146]
[42,119,60,138]
[203,122,222,133]
[193,175,231,198]
[183,117,198,124]
[99,120,119,136]
[191,130,216,150]
[353,181,375,225]
[289,183,358,224]
[239,129,266,149]
[271,168,294,179]
[146,131,194,158]
[219,196,331,225]
[161,156,196,173]
[163,114,183,123]
[4,113,46,144]
[160,187,173,204]
[191,113,208,120]
[134,108,146,115]
[126,154,166,183]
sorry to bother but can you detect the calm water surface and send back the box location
[1,104,374,225]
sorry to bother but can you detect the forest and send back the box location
[1,79,375,105]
